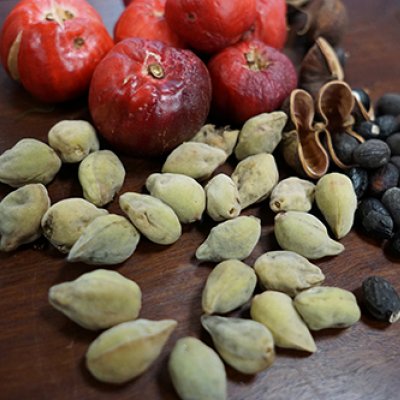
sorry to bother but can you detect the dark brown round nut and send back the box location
[352,139,391,169]
[357,120,380,140]
[362,276,400,323]
[332,132,360,165]
[375,115,399,138]
[382,187,400,227]
[345,167,368,199]
[386,132,400,155]
[355,197,394,240]
[368,162,399,197]
[376,93,400,117]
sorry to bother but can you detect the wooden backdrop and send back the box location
[0,1,399,399]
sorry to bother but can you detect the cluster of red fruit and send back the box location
[0,0,297,156]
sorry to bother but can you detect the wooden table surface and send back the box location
[0,1,399,399]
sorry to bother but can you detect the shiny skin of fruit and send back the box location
[114,0,185,48]
[208,40,297,124]
[164,0,257,54]
[243,0,288,50]
[0,0,114,103]
[89,38,212,157]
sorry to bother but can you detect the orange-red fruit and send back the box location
[115,0,185,48]
[89,38,212,156]
[165,0,257,54]
[244,0,288,49]
[208,40,297,124]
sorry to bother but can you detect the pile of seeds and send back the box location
[0,106,399,398]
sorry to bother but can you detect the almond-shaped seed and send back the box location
[251,291,317,353]
[315,172,357,239]
[68,214,140,265]
[48,269,141,330]
[162,142,228,180]
[196,216,261,262]
[146,173,206,224]
[190,124,239,156]
[41,198,108,253]
[205,174,241,222]
[119,192,181,245]
[0,138,61,187]
[269,177,315,213]
[0,184,50,251]
[294,286,361,330]
[202,260,257,314]
[235,111,288,160]
[274,211,344,259]
[254,250,325,297]
[201,315,275,374]
[231,153,279,209]
[78,150,125,207]
[168,337,227,400]
[86,319,177,384]
[48,120,99,163]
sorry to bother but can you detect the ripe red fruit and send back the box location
[244,0,288,49]
[89,38,212,157]
[208,40,297,124]
[0,0,113,103]
[165,0,257,54]
[114,0,185,48]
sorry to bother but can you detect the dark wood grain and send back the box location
[0,1,399,399]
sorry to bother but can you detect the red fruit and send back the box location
[89,38,212,157]
[115,0,185,48]
[244,0,288,49]
[0,0,114,103]
[208,40,297,124]
[165,0,257,54]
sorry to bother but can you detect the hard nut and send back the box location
[190,124,239,156]
[250,291,316,353]
[146,173,206,224]
[231,153,279,209]
[274,211,344,259]
[41,198,108,253]
[119,192,181,245]
[315,172,357,239]
[202,259,257,314]
[48,120,99,163]
[168,337,227,400]
[205,174,241,222]
[196,216,261,262]
[0,184,50,251]
[269,176,315,213]
[294,286,361,330]
[234,112,288,160]
[78,150,125,207]
[67,214,140,265]
[48,269,142,330]
[161,142,227,181]
[86,319,177,384]
[0,138,61,187]
[201,315,275,375]
[254,250,325,297]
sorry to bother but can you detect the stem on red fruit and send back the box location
[148,63,165,79]
[245,49,271,71]
[74,37,85,49]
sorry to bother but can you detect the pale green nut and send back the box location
[0,138,61,187]
[0,183,50,251]
[48,269,142,330]
[168,337,227,400]
[196,216,261,262]
[48,120,99,163]
[67,214,140,265]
